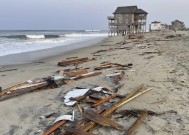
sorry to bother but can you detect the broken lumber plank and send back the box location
[72,109,105,130]
[58,57,94,66]
[71,72,102,80]
[43,120,68,135]
[125,111,147,135]
[92,93,118,107]
[65,70,88,77]
[83,110,124,130]
[94,63,113,70]
[64,127,96,135]
[0,68,18,72]
[85,97,100,104]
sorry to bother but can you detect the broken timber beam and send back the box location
[0,82,48,101]
[65,70,88,77]
[64,127,96,135]
[92,93,118,107]
[125,111,147,135]
[83,110,124,130]
[71,72,102,80]
[43,120,67,135]
[58,57,94,66]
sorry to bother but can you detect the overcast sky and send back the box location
[0,0,188,30]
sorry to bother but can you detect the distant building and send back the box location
[171,20,186,30]
[108,6,148,36]
[149,21,165,31]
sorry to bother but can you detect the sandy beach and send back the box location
[1,31,189,135]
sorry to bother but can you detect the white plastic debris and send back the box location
[53,75,64,81]
[64,87,103,106]
[106,73,122,77]
[27,80,33,84]
[54,111,74,123]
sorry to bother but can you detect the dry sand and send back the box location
[0,31,189,135]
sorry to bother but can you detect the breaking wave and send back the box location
[3,35,62,39]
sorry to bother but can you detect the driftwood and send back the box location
[125,111,148,135]
[83,110,124,130]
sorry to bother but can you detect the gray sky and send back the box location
[0,0,188,30]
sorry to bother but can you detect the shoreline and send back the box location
[0,37,106,66]
[1,31,189,134]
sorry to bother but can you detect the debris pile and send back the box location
[42,84,152,135]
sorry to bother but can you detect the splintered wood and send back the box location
[83,110,124,130]
[92,93,118,107]
[65,70,88,77]
[58,57,95,66]
[43,120,68,135]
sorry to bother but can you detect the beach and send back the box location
[0,31,189,135]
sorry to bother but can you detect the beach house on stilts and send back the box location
[108,6,148,36]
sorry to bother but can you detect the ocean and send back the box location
[0,30,108,57]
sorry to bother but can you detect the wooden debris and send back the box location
[94,63,133,71]
[64,127,96,135]
[43,120,68,135]
[71,72,102,80]
[125,111,147,135]
[94,63,113,70]
[107,71,125,85]
[83,110,124,130]
[66,56,79,60]
[92,93,118,107]
[92,50,108,54]
[85,97,100,104]
[0,76,66,101]
[140,51,161,55]
[77,103,83,114]
[65,70,88,77]
[58,57,95,66]
[80,85,152,132]
[0,82,48,101]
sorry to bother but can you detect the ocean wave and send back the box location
[65,33,107,38]
[2,35,62,39]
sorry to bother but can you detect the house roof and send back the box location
[113,6,148,14]
[113,6,137,14]
[135,9,148,14]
